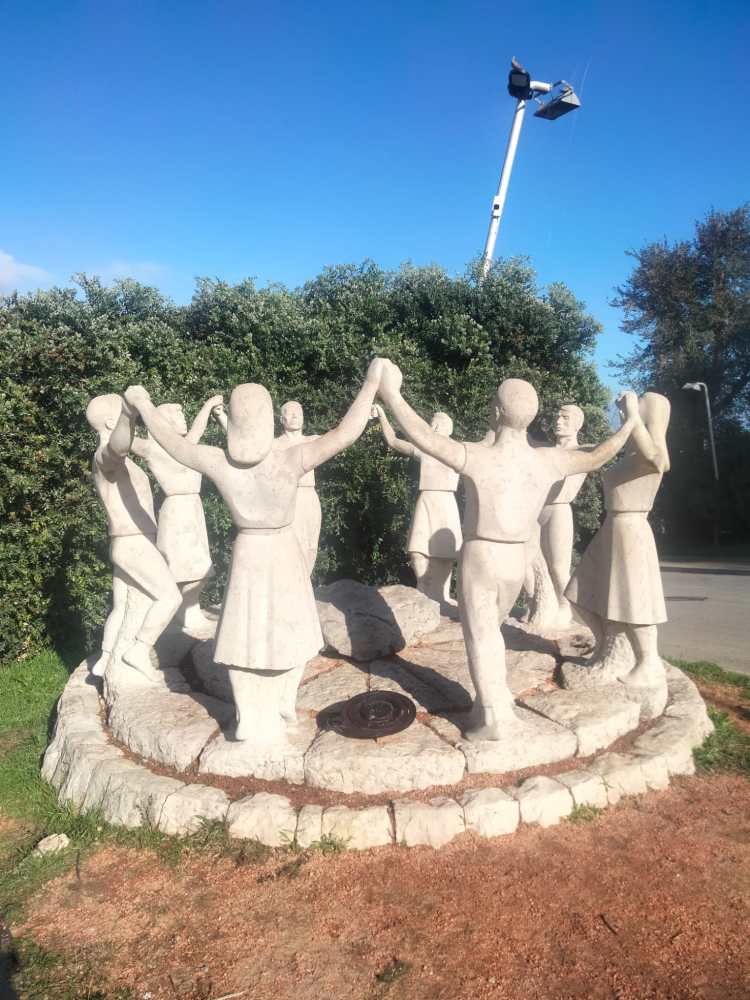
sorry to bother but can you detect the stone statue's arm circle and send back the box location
[123,386,225,477]
[618,394,668,472]
[97,397,136,472]
[554,397,638,478]
[371,404,416,458]
[301,358,384,472]
[378,361,465,473]
[186,394,224,444]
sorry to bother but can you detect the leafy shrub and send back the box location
[0,260,610,662]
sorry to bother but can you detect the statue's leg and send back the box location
[229,668,289,744]
[523,522,542,602]
[623,624,665,687]
[279,663,305,725]
[114,538,181,677]
[568,602,604,655]
[93,569,128,676]
[459,541,523,740]
[544,505,575,627]
[175,577,214,633]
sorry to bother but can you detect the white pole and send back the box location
[480,97,528,279]
[699,383,719,481]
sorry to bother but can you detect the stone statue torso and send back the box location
[212,446,304,529]
[604,452,662,513]
[417,450,459,492]
[143,438,202,495]
[274,433,319,487]
[461,441,564,543]
[92,451,157,537]
[547,470,586,505]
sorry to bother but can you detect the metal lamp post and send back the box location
[683,382,719,480]
[480,58,581,279]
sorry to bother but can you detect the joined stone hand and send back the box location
[123,385,152,411]
[616,390,639,423]
[206,394,223,410]
[370,404,385,420]
[377,359,403,401]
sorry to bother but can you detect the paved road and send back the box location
[659,559,750,674]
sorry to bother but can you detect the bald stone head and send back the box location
[493,379,539,431]
[85,393,122,434]
[227,384,275,465]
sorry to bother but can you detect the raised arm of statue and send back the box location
[98,400,136,470]
[626,408,668,472]
[212,403,228,433]
[378,361,465,473]
[554,392,638,477]
[186,395,224,444]
[372,404,416,458]
[124,386,225,477]
[300,358,384,472]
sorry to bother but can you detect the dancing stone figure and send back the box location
[273,401,321,576]
[525,404,590,629]
[124,359,384,746]
[373,404,462,609]
[86,394,181,682]
[564,392,672,707]
[131,396,222,636]
[376,361,639,741]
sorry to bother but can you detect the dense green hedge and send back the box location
[0,260,610,662]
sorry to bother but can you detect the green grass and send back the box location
[694,707,750,776]
[568,804,604,824]
[668,658,750,698]
[9,938,135,1000]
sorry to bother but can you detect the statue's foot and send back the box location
[622,657,666,690]
[122,641,159,683]
[461,703,516,742]
[91,651,111,677]
[552,606,573,629]
[234,716,289,745]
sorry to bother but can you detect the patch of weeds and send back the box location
[568,804,604,824]
[694,708,750,776]
[257,852,310,883]
[234,838,272,866]
[12,936,135,999]
[309,832,348,855]
[375,958,412,985]
[668,658,750,698]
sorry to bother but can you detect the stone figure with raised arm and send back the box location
[85,394,182,682]
[130,396,223,636]
[376,360,639,741]
[273,401,321,576]
[563,392,671,708]
[123,359,384,746]
[372,404,462,610]
[524,404,590,629]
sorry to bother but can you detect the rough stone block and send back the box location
[460,787,519,837]
[460,708,577,776]
[97,766,185,829]
[633,752,671,791]
[199,718,318,783]
[226,793,298,847]
[321,805,393,850]
[158,785,230,837]
[519,685,640,757]
[590,752,648,803]
[514,776,573,827]
[554,769,609,809]
[632,718,697,776]
[304,722,465,795]
[295,805,323,849]
[393,797,465,848]
[296,662,368,711]
[369,658,453,713]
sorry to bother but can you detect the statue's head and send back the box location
[226,384,275,465]
[639,392,671,471]
[494,379,539,431]
[430,411,453,437]
[555,403,584,439]
[85,393,122,433]
[280,400,304,432]
[156,402,188,436]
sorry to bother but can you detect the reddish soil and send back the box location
[15,774,750,1000]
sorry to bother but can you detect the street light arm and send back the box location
[529,80,552,94]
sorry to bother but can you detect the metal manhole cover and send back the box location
[321,691,416,739]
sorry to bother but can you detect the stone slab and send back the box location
[460,787,519,838]
[514,776,573,827]
[199,718,318,783]
[107,688,232,772]
[590,752,648,804]
[393,647,473,710]
[393,797,465,848]
[295,805,324,849]
[554,769,608,809]
[459,708,578,776]
[321,805,393,850]
[519,685,640,757]
[296,662,368,712]
[97,765,185,829]
[368,658,454,713]
[158,785,230,837]
[304,722,466,795]
[226,793,298,847]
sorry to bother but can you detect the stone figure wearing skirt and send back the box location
[565,392,671,695]
[131,396,222,636]
[273,401,321,576]
[373,405,462,609]
[124,361,384,746]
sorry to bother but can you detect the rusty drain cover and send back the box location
[323,691,416,739]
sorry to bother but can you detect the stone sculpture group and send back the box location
[85,359,673,750]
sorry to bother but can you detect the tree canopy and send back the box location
[0,259,610,663]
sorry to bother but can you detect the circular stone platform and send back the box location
[42,617,714,850]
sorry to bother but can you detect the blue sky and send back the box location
[4,0,749,390]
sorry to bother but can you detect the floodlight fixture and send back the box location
[481,58,583,278]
